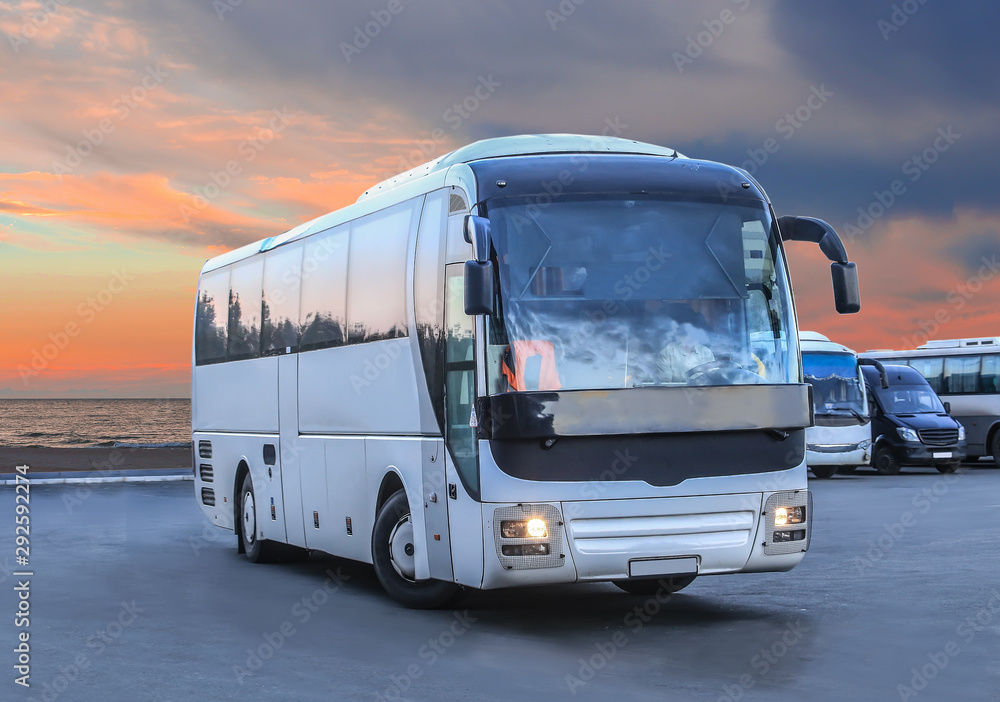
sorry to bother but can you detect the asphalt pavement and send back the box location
[2,464,998,702]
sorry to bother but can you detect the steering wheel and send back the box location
[686,359,764,386]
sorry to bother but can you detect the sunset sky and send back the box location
[1,1,998,398]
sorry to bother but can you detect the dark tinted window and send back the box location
[346,201,416,344]
[195,269,229,365]
[227,259,263,361]
[262,244,303,355]
[908,357,944,393]
[981,355,999,393]
[299,224,349,351]
[944,355,980,394]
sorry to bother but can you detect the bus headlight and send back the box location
[774,506,805,527]
[500,518,548,539]
[958,426,966,441]
[897,427,919,442]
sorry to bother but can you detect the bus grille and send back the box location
[919,428,959,445]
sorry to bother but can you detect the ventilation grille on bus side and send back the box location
[198,440,212,459]
[199,464,214,482]
[201,487,216,506]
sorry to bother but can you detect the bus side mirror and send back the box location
[831,262,861,314]
[859,358,889,388]
[778,215,861,314]
[464,215,491,264]
[465,260,494,316]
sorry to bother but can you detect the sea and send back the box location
[0,399,191,449]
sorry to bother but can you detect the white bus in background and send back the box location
[192,134,861,608]
[798,332,879,478]
[861,338,1000,467]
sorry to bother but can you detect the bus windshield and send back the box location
[876,385,946,414]
[803,351,864,418]
[483,194,796,393]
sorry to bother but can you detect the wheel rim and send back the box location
[387,514,416,581]
[243,490,256,545]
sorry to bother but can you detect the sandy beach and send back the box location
[0,446,192,473]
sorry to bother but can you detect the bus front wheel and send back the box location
[613,575,696,596]
[239,473,293,563]
[372,489,462,609]
[810,465,837,479]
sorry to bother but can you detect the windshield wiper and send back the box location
[830,405,864,421]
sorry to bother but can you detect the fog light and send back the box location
[774,506,805,527]
[773,530,805,543]
[526,518,548,538]
[502,543,550,556]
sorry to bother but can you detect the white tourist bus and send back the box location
[192,134,861,607]
[798,332,882,478]
[861,338,1000,466]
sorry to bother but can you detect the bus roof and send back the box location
[199,134,688,275]
[356,134,684,203]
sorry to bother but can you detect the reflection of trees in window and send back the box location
[347,320,407,345]
[195,291,226,365]
[227,291,261,360]
[300,312,346,351]
[261,300,300,354]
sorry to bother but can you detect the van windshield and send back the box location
[877,384,946,414]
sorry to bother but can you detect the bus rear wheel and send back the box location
[991,432,1000,469]
[372,489,461,609]
[613,575,696,596]
[874,447,901,475]
[810,465,837,479]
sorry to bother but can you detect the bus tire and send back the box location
[873,447,901,475]
[239,472,284,563]
[810,465,837,479]
[372,489,462,609]
[613,575,696,596]
[991,432,1000,469]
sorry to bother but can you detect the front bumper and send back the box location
[479,490,811,589]
[893,441,967,466]
[807,441,870,466]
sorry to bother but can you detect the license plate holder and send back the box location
[628,556,699,579]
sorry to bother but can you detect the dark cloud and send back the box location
[945,230,1000,274]
[119,0,1000,228]
[771,1,1000,112]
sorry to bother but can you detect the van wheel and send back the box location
[810,465,837,479]
[614,575,696,596]
[372,489,462,609]
[935,463,959,474]
[874,447,901,475]
[239,473,294,563]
